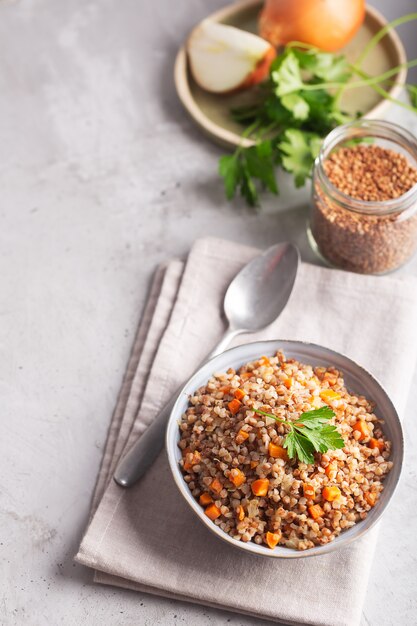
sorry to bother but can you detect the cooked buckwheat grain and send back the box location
[178,351,393,551]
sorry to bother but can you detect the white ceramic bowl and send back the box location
[166,340,403,558]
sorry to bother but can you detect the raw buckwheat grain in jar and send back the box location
[309,120,417,274]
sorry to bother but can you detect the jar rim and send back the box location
[316,119,417,216]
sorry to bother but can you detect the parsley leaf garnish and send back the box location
[278,129,322,188]
[219,140,279,207]
[272,51,304,97]
[218,154,241,200]
[284,428,316,464]
[218,46,346,204]
[292,49,350,83]
[281,93,310,120]
[292,406,334,427]
[254,406,345,464]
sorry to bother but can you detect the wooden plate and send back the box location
[175,0,406,149]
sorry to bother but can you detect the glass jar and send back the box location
[308,120,417,274]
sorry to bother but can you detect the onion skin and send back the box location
[259,0,366,52]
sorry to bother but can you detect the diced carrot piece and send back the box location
[320,390,341,403]
[234,388,245,401]
[303,483,315,499]
[237,505,245,521]
[230,468,246,488]
[259,356,270,366]
[199,492,213,506]
[353,420,369,441]
[325,462,337,480]
[365,492,378,507]
[228,399,242,415]
[265,530,282,549]
[283,377,293,389]
[251,478,269,497]
[322,486,341,502]
[369,438,385,453]
[308,504,324,520]
[250,460,259,469]
[236,429,250,444]
[268,442,288,461]
[240,371,253,380]
[205,504,221,520]
[219,385,231,395]
[183,450,201,471]
[210,477,223,494]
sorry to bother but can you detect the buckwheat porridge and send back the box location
[178,351,393,551]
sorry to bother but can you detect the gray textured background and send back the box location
[1,1,417,624]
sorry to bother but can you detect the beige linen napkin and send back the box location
[76,237,417,626]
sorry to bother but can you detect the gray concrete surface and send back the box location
[1,0,417,624]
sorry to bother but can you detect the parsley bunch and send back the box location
[254,406,345,464]
[219,13,417,207]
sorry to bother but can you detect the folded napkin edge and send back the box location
[77,237,417,626]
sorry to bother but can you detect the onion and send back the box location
[259,0,365,52]
[188,20,276,94]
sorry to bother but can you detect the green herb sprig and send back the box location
[219,13,417,208]
[254,406,345,464]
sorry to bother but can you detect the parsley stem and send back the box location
[349,65,417,114]
[235,119,261,156]
[257,122,279,141]
[355,13,417,67]
[285,14,417,69]
[285,41,320,52]
[299,58,417,93]
[242,120,260,138]
[253,408,287,425]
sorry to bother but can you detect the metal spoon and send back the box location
[114,242,300,487]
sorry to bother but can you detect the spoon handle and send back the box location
[113,393,178,487]
[113,327,241,488]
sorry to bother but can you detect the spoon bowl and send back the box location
[224,243,300,332]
